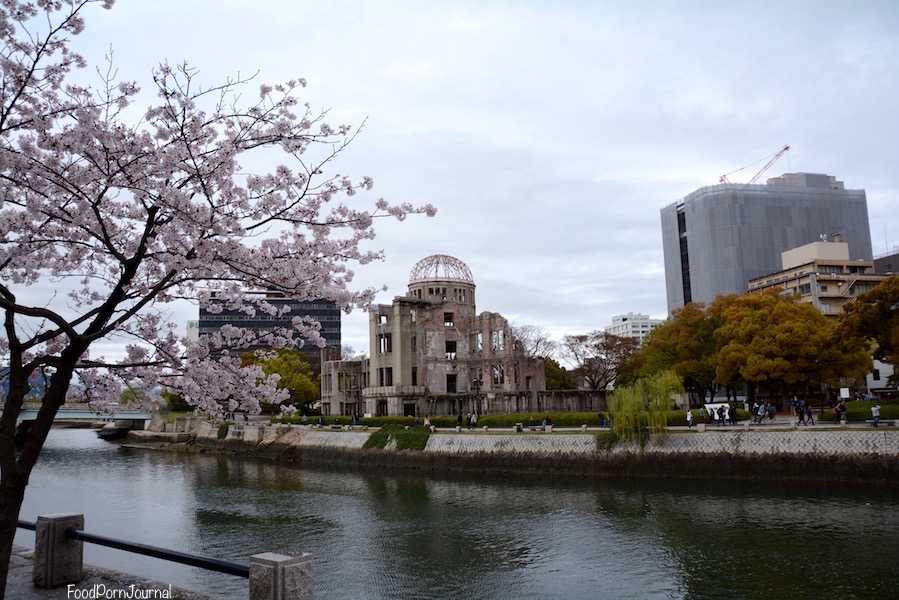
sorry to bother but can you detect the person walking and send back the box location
[834,400,847,424]
[686,408,694,429]
[872,403,881,427]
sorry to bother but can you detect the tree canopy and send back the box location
[560,331,639,391]
[543,357,577,390]
[840,276,899,369]
[510,323,558,359]
[625,301,719,402]
[714,290,870,400]
[626,291,873,405]
[242,349,319,409]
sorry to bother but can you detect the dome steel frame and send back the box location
[408,254,474,284]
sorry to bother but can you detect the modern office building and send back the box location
[661,173,872,313]
[604,313,664,346]
[197,291,340,368]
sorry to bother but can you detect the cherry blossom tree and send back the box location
[0,0,434,587]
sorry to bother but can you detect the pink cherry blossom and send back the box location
[0,0,434,585]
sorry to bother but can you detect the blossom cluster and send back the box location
[0,0,434,415]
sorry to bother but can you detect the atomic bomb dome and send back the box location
[409,254,474,284]
[320,251,547,419]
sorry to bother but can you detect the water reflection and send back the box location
[15,429,899,600]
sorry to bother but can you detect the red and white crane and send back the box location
[719,144,790,185]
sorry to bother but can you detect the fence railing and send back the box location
[17,514,312,599]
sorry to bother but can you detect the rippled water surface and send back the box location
[15,429,899,599]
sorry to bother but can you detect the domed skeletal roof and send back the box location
[409,254,474,284]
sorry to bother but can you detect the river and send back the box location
[13,428,899,599]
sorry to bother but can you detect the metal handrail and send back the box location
[16,519,249,578]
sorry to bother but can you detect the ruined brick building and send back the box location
[321,254,546,418]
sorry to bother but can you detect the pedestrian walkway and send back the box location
[6,545,211,599]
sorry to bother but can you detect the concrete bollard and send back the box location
[545,425,553,433]
[33,513,84,588]
[482,425,488,432]
[581,424,588,432]
[250,552,314,600]
[697,423,706,432]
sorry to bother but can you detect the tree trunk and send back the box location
[0,466,30,596]
[0,359,75,594]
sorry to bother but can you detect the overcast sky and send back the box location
[68,0,899,356]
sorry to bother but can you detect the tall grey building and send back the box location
[660,173,872,313]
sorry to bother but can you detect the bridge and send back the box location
[5,404,153,445]
[15,407,153,422]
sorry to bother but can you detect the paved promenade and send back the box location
[6,545,211,599]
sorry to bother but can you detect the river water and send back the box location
[13,428,899,599]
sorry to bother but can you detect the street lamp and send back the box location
[814,357,825,417]
[471,374,482,416]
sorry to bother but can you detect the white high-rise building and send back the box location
[605,313,663,345]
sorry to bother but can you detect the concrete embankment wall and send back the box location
[187,422,899,487]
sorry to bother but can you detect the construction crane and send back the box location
[719,144,790,185]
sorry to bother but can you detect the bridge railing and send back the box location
[17,514,313,599]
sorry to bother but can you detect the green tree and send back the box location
[840,276,899,377]
[242,350,319,409]
[119,387,147,407]
[544,357,577,390]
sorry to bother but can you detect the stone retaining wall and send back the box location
[182,423,899,486]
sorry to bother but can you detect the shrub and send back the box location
[394,428,430,450]
[817,400,899,422]
[363,429,390,449]
[362,425,430,451]
[217,423,230,439]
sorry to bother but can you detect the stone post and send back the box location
[250,552,314,600]
[33,513,84,588]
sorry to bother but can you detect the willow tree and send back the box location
[0,0,434,589]
[608,371,683,444]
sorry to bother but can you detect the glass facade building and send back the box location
[197,292,340,368]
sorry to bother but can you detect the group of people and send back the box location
[791,398,816,426]
[750,401,779,424]
[458,412,479,429]
[686,404,737,428]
